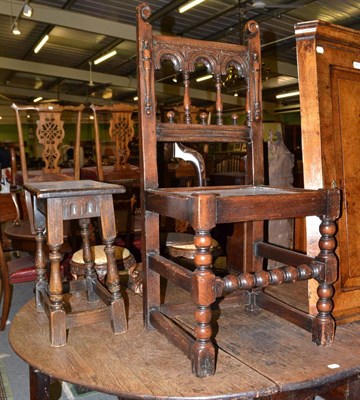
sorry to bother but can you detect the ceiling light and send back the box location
[33,97,43,103]
[234,92,238,97]
[12,22,21,35]
[276,90,300,99]
[22,2,33,17]
[179,0,205,13]
[172,75,178,83]
[34,34,49,53]
[133,96,138,101]
[196,74,212,82]
[93,50,117,65]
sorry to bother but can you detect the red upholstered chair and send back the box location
[0,237,36,331]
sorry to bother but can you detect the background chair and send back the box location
[4,103,85,255]
[87,103,141,251]
[137,3,340,377]
[0,235,36,331]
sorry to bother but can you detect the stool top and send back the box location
[24,180,125,198]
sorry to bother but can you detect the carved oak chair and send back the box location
[88,103,141,249]
[5,103,85,253]
[137,3,341,377]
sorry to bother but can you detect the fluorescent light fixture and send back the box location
[34,34,49,53]
[196,74,212,82]
[33,97,43,103]
[23,2,33,17]
[93,50,117,65]
[276,90,300,99]
[12,22,21,35]
[179,0,205,13]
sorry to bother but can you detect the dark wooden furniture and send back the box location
[295,21,360,324]
[0,235,36,331]
[9,289,360,400]
[89,103,141,248]
[137,3,341,377]
[24,180,127,347]
[4,103,85,253]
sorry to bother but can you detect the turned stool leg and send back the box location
[79,218,98,303]
[312,218,337,346]
[32,201,47,312]
[48,243,66,346]
[47,198,66,347]
[34,226,47,312]
[191,230,216,377]
[100,194,127,334]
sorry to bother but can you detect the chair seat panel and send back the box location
[145,186,339,223]
[15,169,76,185]
[8,255,36,284]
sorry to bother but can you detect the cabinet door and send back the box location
[331,66,360,318]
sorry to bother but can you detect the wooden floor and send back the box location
[8,280,360,400]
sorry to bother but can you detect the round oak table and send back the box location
[9,287,360,400]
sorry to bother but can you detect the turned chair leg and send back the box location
[312,218,337,346]
[191,230,216,377]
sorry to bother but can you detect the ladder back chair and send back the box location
[136,3,341,377]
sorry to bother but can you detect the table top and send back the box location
[23,179,126,198]
[9,285,360,399]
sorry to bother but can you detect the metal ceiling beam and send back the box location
[0,57,276,110]
[0,0,136,40]
[0,57,133,87]
[0,85,108,105]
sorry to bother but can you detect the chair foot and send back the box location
[191,341,216,378]
[312,315,335,346]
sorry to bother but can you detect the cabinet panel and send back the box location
[332,68,360,290]
[295,20,360,323]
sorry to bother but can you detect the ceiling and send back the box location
[0,0,359,123]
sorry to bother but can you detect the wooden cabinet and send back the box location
[295,20,360,323]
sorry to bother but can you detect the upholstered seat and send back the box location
[70,245,136,282]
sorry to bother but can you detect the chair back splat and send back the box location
[136,2,341,377]
[9,103,85,233]
[88,104,141,249]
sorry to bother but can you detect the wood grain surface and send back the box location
[9,285,360,399]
